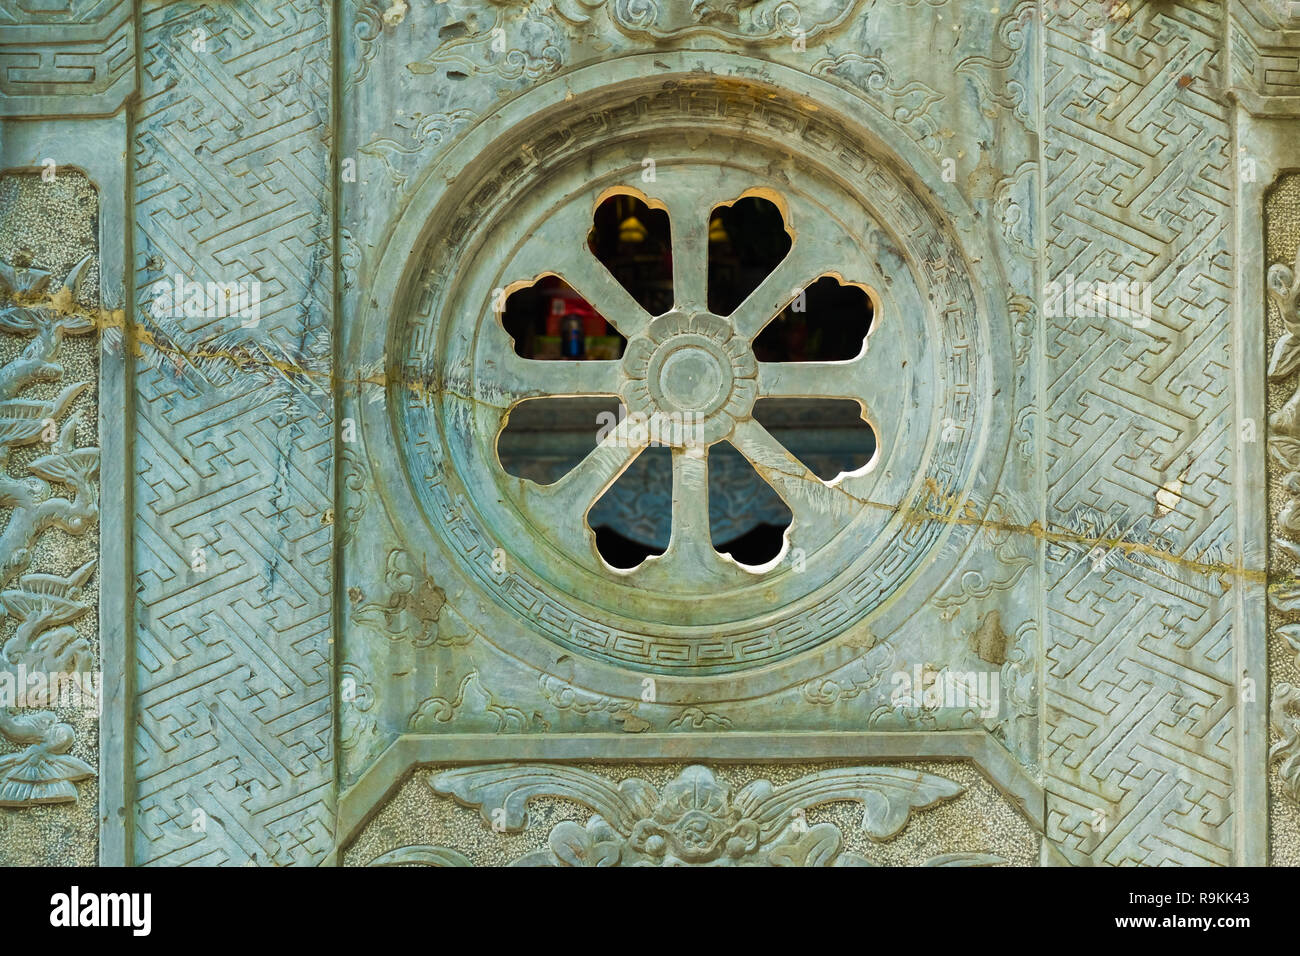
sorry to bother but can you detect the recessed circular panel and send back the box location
[365,56,1006,683]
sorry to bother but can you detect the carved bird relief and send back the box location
[0,254,101,807]
[0,559,97,684]
[0,710,93,806]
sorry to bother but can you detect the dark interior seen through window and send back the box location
[589,193,673,316]
[500,277,626,360]
[752,399,877,482]
[708,441,791,566]
[752,276,873,362]
[497,397,622,485]
[708,196,791,316]
[498,194,877,570]
[590,445,671,569]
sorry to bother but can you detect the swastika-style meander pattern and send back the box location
[1043,0,1237,865]
[131,0,334,866]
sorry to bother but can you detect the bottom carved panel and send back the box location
[344,761,1038,867]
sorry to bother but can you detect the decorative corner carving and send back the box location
[556,0,856,43]
[350,549,451,648]
[809,51,944,156]
[1229,0,1300,105]
[994,162,1038,261]
[954,0,1038,135]
[358,109,476,193]
[0,0,135,117]
[406,5,563,80]
[407,665,543,734]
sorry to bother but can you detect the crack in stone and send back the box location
[24,293,1269,587]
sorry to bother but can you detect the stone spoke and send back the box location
[519,415,645,553]
[755,359,884,447]
[665,192,710,314]
[475,353,623,408]
[756,360,871,400]
[665,444,714,563]
[632,444,750,585]
[729,233,839,340]
[554,247,654,339]
[728,418,859,550]
[754,361,886,469]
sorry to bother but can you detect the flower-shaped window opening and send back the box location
[590,193,673,317]
[494,187,882,578]
[500,276,628,361]
[498,193,671,363]
[753,276,874,363]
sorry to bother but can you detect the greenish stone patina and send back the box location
[1,0,1299,867]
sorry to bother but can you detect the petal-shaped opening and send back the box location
[709,441,791,567]
[501,276,626,360]
[751,398,877,482]
[590,445,672,569]
[588,192,673,316]
[497,396,624,485]
[707,195,792,316]
[753,275,873,362]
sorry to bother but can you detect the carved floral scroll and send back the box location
[369,764,1007,867]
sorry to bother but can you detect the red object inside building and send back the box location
[543,280,606,336]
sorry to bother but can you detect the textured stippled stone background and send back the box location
[1266,173,1300,867]
[342,761,1038,867]
[0,172,100,866]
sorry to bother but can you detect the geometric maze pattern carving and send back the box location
[1043,0,1238,865]
[131,0,334,866]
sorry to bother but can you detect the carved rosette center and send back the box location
[621,310,756,446]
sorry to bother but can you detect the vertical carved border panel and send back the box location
[1265,175,1300,863]
[1232,0,1300,867]
[1042,0,1245,864]
[0,169,101,864]
[130,0,335,866]
[1,8,135,858]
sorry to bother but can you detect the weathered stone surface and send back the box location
[344,760,1038,867]
[0,171,100,866]
[1,0,1297,866]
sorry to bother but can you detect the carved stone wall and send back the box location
[0,0,1296,867]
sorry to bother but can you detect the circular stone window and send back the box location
[363,55,1006,684]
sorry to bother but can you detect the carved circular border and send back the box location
[358,53,1013,697]
[442,150,943,634]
